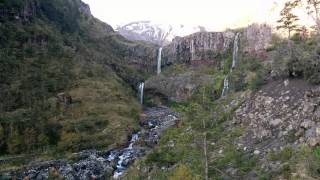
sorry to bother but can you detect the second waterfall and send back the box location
[221,32,240,97]
[138,82,144,105]
[157,47,162,75]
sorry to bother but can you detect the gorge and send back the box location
[1,0,320,179]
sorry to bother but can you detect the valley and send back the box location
[1,0,320,179]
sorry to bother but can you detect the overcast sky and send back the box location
[82,0,312,32]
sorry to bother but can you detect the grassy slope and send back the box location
[0,0,150,168]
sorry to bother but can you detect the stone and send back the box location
[284,79,289,87]
[254,150,260,155]
[270,119,282,126]
[315,108,320,119]
[300,120,314,129]
[303,102,316,113]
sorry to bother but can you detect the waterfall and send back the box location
[221,32,240,97]
[157,47,162,75]
[231,32,240,70]
[138,82,144,105]
[221,76,229,97]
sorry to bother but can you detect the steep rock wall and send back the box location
[242,23,272,59]
[161,24,273,66]
[163,31,235,65]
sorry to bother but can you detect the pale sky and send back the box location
[82,0,313,33]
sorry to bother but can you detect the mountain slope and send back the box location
[116,21,210,46]
[0,0,152,158]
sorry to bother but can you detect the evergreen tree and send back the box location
[277,1,301,38]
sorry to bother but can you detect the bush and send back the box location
[272,37,320,84]
[268,146,293,162]
[169,164,200,180]
[229,55,267,92]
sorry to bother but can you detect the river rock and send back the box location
[6,107,178,180]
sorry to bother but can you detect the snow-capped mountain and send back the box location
[116,21,208,46]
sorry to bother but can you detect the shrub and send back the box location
[272,36,320,85]
[268,146,293,162]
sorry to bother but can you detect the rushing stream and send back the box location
[5,107,178,179]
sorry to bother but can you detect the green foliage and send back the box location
[0,0,144,158]
[277,1,301,38]
[7,130,23,154]
[169,164,201,180]
[229,56,267,92]
[268,146,293,162]
[272,36,320,84]
[314,147,320,159]
[0,0,24,9]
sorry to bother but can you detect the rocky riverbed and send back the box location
[3,106,178,180]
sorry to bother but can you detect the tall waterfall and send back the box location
[138,82,144,105]
[231,32,240,70]
[221,32,240,97]
[157,47,162,75]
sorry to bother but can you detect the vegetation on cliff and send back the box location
[0,0,152,161]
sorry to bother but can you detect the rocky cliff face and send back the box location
[145,72,215,102]
[242,23,273,59]
[163,31,235,65]
[161,24,272,66]
[0,0,38,20]
[79,1,91,16]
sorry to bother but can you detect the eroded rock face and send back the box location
[79,1,91,16]
[0,0,38,20]
[243,23,272,59]
[234,80,320,155]
[145,72,215,102]
[163,31,235,65]
[161,24,272,66]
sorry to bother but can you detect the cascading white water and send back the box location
[113,133,140,179]
[221,76,229,97]
[231,33,240,70]
[157,47,163,75]
[221,32,240,97]
[138,82,144,105]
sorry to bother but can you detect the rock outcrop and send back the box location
[0,0,38,20]
[145,72,215,102]
[163,31,235,65]
[79,1,91,16]
[242,23,272,59]
[161,24,272,67]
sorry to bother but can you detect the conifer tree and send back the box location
[277,1,301,38]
